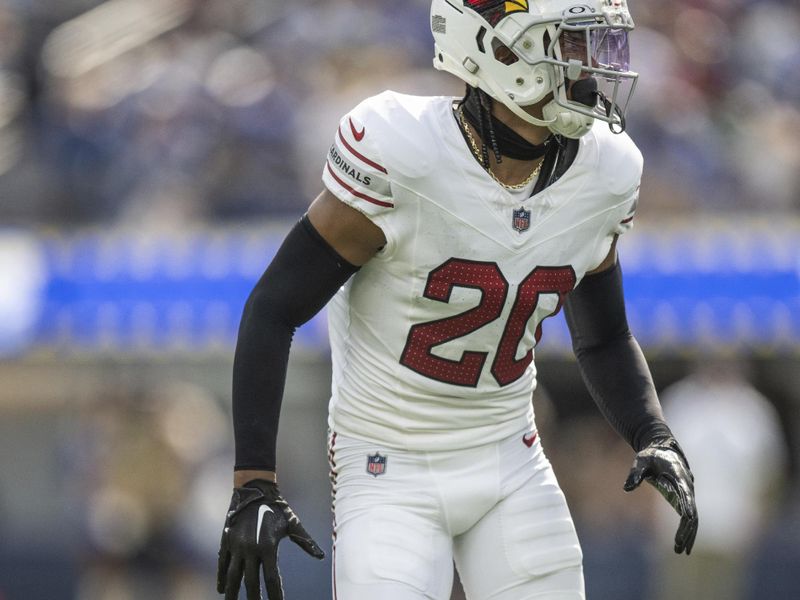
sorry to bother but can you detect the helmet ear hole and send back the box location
[491,38,519,66]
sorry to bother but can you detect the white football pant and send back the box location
[328,430,585,599]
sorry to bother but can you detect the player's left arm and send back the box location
[564,238,698,555]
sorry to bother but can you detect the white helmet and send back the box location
[431,0,638,138]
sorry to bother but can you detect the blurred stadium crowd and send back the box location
[0,0,799,599]
[0,0,798,226]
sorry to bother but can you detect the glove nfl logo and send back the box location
[366,452,387,477]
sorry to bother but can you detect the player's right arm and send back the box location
[218,190,384,600]
[230,190,383,497]
[308,189,388,264]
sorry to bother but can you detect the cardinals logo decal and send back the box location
[464,0,529,26]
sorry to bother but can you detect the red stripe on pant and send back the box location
[329,432,339,600]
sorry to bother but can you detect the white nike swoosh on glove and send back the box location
[256,505,273,544]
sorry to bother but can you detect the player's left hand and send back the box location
[623,438,698,555]
[216,479,325,600]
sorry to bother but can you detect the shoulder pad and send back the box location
[348,91,444,179]
[589,125,643,198]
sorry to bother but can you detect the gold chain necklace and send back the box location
[457,107,542,191]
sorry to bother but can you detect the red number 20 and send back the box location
[400,259,576,387]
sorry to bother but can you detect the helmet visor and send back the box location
[591,28,630,72]
[557,27,631,75]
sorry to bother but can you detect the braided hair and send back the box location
[460,86,503,169]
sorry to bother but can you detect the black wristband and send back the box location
[232,215,359,471]
[241,479,280,497]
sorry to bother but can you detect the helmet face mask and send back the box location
[431,0,638,137]
[543,15,637,131]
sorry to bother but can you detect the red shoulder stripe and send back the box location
[620,215,634,224]
[326,162,394,208]
[337,125,388,174]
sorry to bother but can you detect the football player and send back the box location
[216,1,698,598]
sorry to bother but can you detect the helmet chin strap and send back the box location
[542,99,594,138]
[480,76,556,128]
[542,78,598,139]
[478,73,599,139]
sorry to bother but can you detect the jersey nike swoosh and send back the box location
[256,505,273,544]
[349,117,365,142]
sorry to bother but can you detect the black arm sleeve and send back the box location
[232,215,359,471]
[564,262,673,451]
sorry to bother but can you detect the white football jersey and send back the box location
[322,91,641,452]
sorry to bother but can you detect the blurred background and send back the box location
[0,0,798,598]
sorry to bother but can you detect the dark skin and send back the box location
[233,90,618,488]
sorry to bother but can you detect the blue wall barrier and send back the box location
[1,219,797,357]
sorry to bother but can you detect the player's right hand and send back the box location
[217,479,325,600]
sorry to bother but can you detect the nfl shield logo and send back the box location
[512,207,531,233]
[366,452,387,477]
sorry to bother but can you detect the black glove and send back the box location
[217,479,325,600]
[623,438,698,555]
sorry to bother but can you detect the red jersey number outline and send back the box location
[400,259,576,387]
